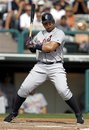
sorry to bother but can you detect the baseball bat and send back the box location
[29,4,35,37]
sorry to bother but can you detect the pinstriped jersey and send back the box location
[33,27,65,62]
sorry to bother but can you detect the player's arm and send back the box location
[25,37,60,53]
[42,42,60,53]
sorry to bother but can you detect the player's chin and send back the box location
[46,28,53,32]
[46,27,54,32]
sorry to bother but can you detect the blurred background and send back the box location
[0,0,89,114]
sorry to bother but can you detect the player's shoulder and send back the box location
[36,30,44,36]
[55,27,65,35]
[53,28,65,38]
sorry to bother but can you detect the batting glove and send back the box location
[25,37,32,46]
[25,37,35,49]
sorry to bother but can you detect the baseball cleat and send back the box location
[76,113,84,124]
[4,112,18,122]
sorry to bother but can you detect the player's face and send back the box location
[43,22,55,32]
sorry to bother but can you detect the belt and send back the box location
[38,61,62,65]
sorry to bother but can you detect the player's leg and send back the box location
[14,70,47,114]
[49,64,84,124]
[4,66,47,122]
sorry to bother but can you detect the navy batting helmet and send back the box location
[42,13,55,24]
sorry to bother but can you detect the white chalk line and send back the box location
[36,125,63,128]
[35,124,78,129]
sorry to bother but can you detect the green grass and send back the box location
[0,113,89,119]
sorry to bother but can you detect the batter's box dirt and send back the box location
[0,118,89,130]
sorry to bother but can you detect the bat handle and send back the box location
[29,23,33,38]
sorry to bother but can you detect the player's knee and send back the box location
[18,85,29,98]
[59,89,72,100]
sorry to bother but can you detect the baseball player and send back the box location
[4,12,84,124]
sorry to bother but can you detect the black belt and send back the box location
[38,61,62,65]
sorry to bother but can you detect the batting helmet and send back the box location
[42,13,55,24]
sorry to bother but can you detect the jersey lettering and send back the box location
[47,35,52,42]
[42,35,52,44]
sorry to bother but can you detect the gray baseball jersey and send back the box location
[33,27,65,62]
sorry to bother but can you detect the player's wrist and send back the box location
[35,44,42,51]
[28,43,42,51]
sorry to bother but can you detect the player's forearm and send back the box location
[42,42,59,53]
[42,44,53,53]
[29,44,51,53]
[25,37,59,53]
[31,42,59,53]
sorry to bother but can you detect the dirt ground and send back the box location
[0,118,89,130]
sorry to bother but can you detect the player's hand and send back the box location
[25,37,32,45]
[25,37,34,49]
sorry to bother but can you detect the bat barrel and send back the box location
[31,4,35,23]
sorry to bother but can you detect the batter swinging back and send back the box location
[4,13,84,124]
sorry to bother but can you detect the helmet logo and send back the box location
[45,15,48,20]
